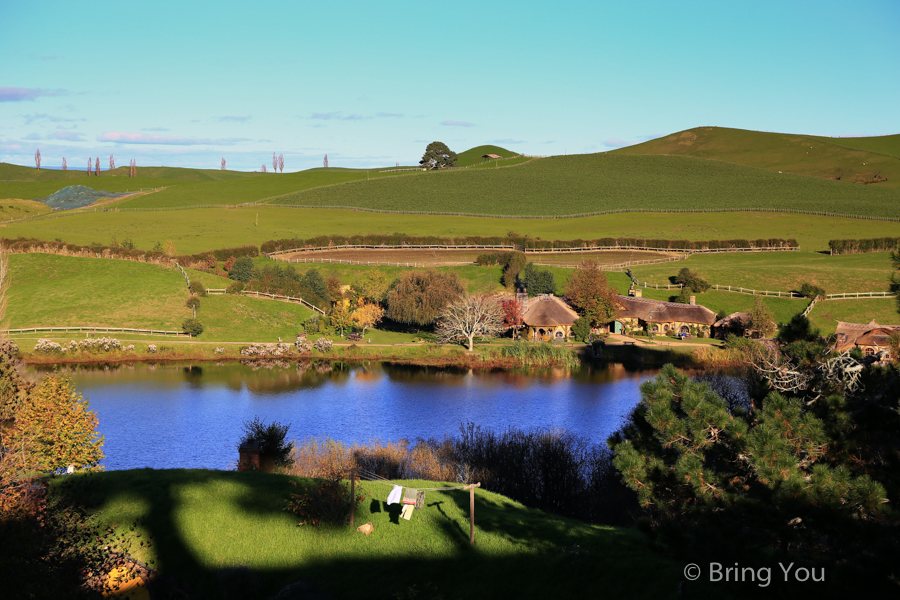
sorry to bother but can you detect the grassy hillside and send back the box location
[813,133,900,159]
[113,167,419,209]
[808,297,900,334]
[0,198,52,221]
[4,207,899,255]
[0,177,183,202]
[265,153,900,218]
[614,126,900,188]
[456,144,517,167]
[51,469,682,600]
[629,251,894,295]
[4,253,191,330]
[0,162,258,182]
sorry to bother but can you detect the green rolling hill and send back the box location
[613,126,900,187]
[456,144,518,167]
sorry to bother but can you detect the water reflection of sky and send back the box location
[37,362,657,471]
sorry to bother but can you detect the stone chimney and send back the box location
[690,295,696,305]
[633,288,642,298]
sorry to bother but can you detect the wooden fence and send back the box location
[239,290,326,315]
[825,291,896,300]
[266,243,515,257]
[3,326,190,337]
[271,256,473,268]
[524,245,799,254]
[531,256,687,270]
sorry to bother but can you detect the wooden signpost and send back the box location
[464,482,481,544]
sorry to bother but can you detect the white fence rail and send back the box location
[3,326,190,337]
[239,290,326,314]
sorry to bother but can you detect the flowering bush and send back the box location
[34,339,64,354]
[240,343,294,358]
[147,344,157,353]
[313,337,333,352]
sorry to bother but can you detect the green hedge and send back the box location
[828,238,900,255]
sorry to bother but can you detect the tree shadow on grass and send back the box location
[48,469,734,600]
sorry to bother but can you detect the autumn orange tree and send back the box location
[563,261,618,326]
[5,376,104,474]
[352,300,384,337]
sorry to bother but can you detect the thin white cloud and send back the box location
[98,131,251,145]
[49,130,85,141]
[602,138,631,148]
[21,113,82,125]
[24,133,42,140]
[0,87,66,102]
[441,120,476,127]
[141,127,170,132]
[311,112,364,121]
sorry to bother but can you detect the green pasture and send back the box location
[113,167,420,209]
[4,253,190,330]
[5,207,898,255]
[195,295,314,341]
[455,144,517,166]
[811,133,900,160]
[265,153,900,218]
[0,198,51,221]
[0,162,259,182]
[629,251,894,295]
[808,298,900,334]
[616,127,900,188]
[50,469,681,600]
[0,177,183,203]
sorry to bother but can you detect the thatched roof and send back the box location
[615,295,717,325]
[523,295,579,327]
[835,320,900,352]
[714,312,751,329]
[481,153,502,159]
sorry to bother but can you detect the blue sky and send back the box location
[2,0,898,171]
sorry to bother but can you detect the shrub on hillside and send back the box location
[239,416,293,468]
[181,318,204,337]
[190,280,207,297]
[229,257,255,283]
[799,282,826,299]
[673,267,710,293]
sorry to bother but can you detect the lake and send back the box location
[34,361,658,471]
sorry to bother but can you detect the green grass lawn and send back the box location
[629,251,894,295]
[616,126,900,188]
[0,176,184,202]
[112,168,420,209]
[50,469,682,600]
[808,298,900,334]
[4,253,191,330]
[455,144,518,167]
[266,153,900,218]
[4,206,899,255]
[0,198,52,221]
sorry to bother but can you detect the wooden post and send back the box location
[465,482,481,544]
[346,467,357,527]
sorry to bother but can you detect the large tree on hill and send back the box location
[386,269,465,327]
[419,141,457,169]
[563,260,618,325]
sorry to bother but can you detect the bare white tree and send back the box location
[324,154,329,168]
[278,153,284,173]
[34,149,41,170]
[129,159,136,177]
[88,157,92,175]
[109,154,115,171]
[261,164,267,173]
[272,152,277,173]
[435,294,504,351]
[94,157,99,176]
[220,157,226,171]
[62,157,67,171]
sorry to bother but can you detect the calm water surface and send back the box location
[33,361,657,471]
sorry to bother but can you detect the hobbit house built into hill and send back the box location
[611,295,718,337]
[522,295,580,341]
